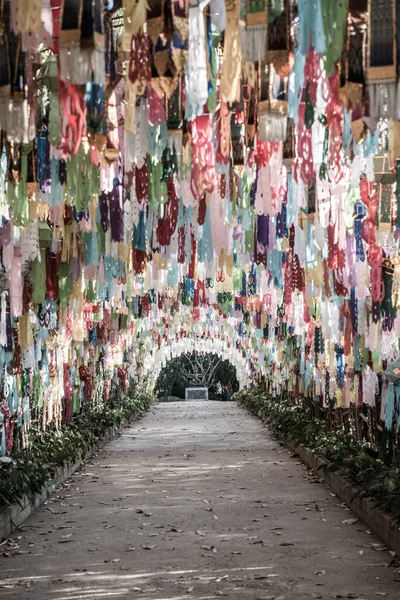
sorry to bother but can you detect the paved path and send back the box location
[1,401,400,600]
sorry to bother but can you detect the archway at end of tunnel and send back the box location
[140,336,263,402]
[154,349,240,402]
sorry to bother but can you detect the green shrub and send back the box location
[237,389,400,520]
[0,381,153,509]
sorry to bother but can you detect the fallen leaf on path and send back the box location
[279,542,294,547]
[371,544,387,552]
[343,518,359,525]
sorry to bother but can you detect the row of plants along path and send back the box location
[0,380,153,508]
[236,388,400,521]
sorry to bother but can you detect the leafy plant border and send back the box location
[0,380,153,509]
[237,389,400,521]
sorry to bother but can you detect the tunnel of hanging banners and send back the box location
[0,0,400,458]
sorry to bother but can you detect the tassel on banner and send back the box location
[59,0,106,85]
[241,0,268,63]
[366,0,397,124]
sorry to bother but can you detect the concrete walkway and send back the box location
[1,401,400,600]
